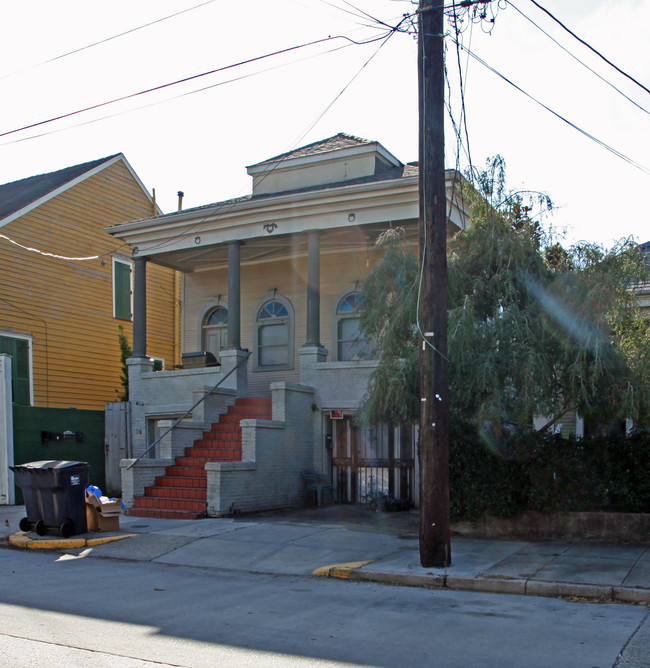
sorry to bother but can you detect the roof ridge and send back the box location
[0,154,123,224]
[0,154,122,189]
[250,132,373,167]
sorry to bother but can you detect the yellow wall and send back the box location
[0,160,178,409]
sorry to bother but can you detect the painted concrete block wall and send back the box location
[127,357,227,459]
[120,458,172,507]
[206,383,315,516]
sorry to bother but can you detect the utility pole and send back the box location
[418,0,451,568]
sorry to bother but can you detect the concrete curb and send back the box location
[8,532,136,550]
[316,562,650,605]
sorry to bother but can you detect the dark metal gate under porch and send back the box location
[328,415,415,506]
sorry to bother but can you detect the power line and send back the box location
[0,32,390,140]
[451,36,650,176]
[528,0,650,97]
[508,1,650,116]
[0,0,218,81]
[0,39,362,147]
[451,10,475,179]
[140,24,405,255]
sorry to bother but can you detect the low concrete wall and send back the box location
[452,511,650,543]
[120,458,173,508]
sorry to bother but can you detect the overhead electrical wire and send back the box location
[508,1,650,116]
[0,38,364,147]
[1,13,407,264]
[528,0,650,97]
[139,19,408,255]
[0,32,392,140]
[0,0,218,81]
[289,17,407,148]
[450,36,650,177]
[451,9,475,179]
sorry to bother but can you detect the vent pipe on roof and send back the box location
[177,191,184,211]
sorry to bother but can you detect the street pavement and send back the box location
[1,503,649,606]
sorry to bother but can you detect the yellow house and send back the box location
[0,154,180,410]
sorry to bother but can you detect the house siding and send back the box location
[0,160,178,409]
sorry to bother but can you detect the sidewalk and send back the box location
[2,504,649,605]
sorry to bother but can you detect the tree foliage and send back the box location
[116,325,132,402]
[357,157,650,433]
[356,228,420,426]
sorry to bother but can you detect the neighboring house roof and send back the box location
[0,154,158,228]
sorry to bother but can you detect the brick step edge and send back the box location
[133,497,205,512]
[155,476,207,488]
[144,486,206,500]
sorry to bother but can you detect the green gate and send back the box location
[12,406,105,504]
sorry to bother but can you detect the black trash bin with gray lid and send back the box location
[10,460,90,537]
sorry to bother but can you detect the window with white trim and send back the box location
[202,306,228,359]
[335,292,372,361]
[254,296,294,370]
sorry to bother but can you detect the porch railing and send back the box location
[126,351,251,470]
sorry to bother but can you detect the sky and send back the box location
[1,0,648,249]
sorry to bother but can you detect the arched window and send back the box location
[255,297,294,370]
[335,292,372,361]
[202,306,228,359]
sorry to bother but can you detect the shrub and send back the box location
[448,420,650,520]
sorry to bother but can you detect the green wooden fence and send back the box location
[12,406,105,504]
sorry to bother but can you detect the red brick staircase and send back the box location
[128,397,272,519]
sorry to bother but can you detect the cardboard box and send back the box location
[85,492,121,532]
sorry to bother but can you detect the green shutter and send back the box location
[114,261,132,320]
[0,336,31,405]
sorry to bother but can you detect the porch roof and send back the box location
[108,168,467,274]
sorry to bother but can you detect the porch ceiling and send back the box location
[146,220,418,273]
